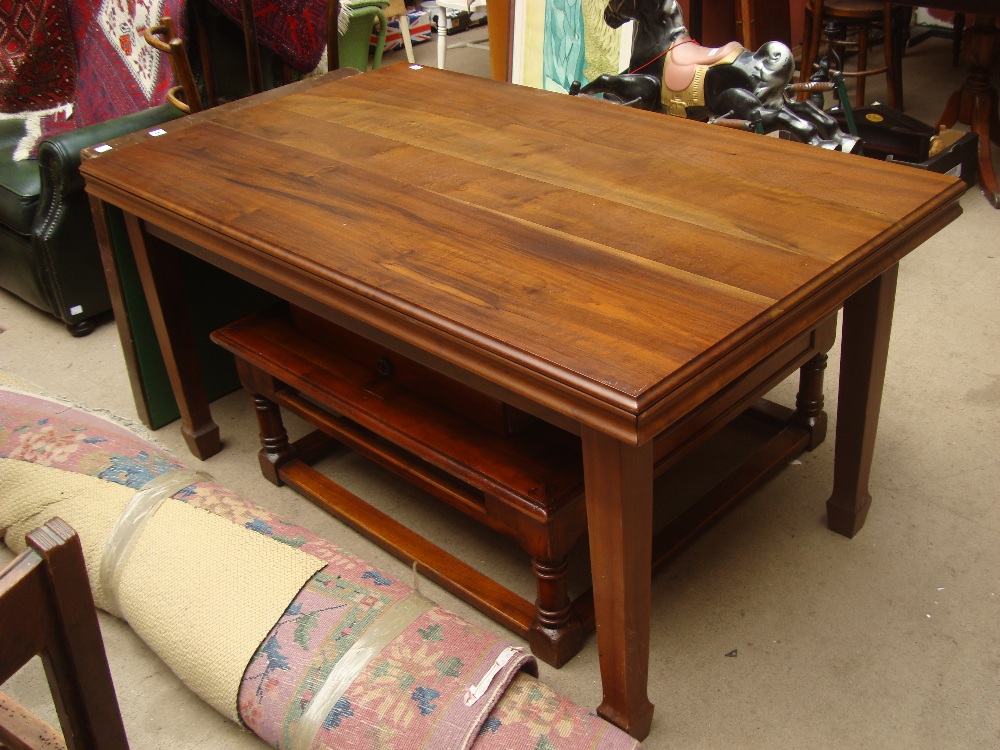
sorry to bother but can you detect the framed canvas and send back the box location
[510,0,633,92]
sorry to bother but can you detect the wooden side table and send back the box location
[935,12,999,207]
[212,304,837,668]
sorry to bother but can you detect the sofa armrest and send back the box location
[27,104,185,332]
[35,104,185,202]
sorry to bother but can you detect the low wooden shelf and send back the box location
[213,305,836,666]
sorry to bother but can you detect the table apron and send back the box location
[635,199,963,442]
[133,207,629,439]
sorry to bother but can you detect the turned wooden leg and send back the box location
[827,264,898,538]
[233,360,296,484]
[963,16,1000,207]
[582,427,655,740]
[250,391,295,485]
[527,556,584,668]
[124,214,220,459]
[970,88,1000,208]
[793,352,829,450]
[435,2,448,69]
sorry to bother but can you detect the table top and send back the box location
[82,64,963,443]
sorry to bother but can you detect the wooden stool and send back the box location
[936,13,1000,209]
[799,1,908,110]
[213,305,590,667]
[213,305,838,668]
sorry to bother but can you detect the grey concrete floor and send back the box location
[1,26,998,750]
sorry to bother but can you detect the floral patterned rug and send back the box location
[0,384,640,750]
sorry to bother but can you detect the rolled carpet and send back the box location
[0,385,640,750]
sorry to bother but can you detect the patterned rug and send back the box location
[0,0,76,159]
[0,0,184,160]
[0,384,640,750]
[209,0,330,73]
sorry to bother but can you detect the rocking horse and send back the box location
[570,0,859,151]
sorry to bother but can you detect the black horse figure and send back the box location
[570,0,858,151]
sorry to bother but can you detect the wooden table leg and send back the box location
[581,427,655,740]
[124,213,221,459]
[90,196,156,428]
[826,263,899,538]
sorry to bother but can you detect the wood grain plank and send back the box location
[289,66,960,217]
[211,105,832,300]
[82,124,780,397]
[81,64,964,411]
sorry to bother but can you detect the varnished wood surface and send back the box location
[0,691,65,750]
[81,66,963,740]
[81,64,964,444]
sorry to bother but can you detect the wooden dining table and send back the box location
[81,64,963,740]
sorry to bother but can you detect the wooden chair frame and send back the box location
[799,0,903,110]
[0,518,128,750]
[143,16,204,114]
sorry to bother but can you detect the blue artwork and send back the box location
[543,0,586,92]
[512,0,632,93]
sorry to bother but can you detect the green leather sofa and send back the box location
[3,0,387,433]
[0,0,284,337]
[0,105,185,336]
[1,0,388,339]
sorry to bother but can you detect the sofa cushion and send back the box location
[0,151,40,237]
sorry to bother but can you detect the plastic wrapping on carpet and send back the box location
[0,384,640,749]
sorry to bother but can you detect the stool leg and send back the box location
[251,391,296,485]
[799,0,826,86]
[856,22,869,108]
[528,556,584,668]
[236,360,296,485]
[883,1,898,110]
[435,2,448,69]
[793,352,829,450]
[398,12,415,63]
[827,21,846,73]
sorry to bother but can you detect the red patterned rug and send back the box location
[41,0,187,141]
[0,0,76,112]
[1,0,185,159]
[210,0,329,73]
[0,0,76,158]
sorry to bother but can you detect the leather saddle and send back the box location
[661,39,745,94]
